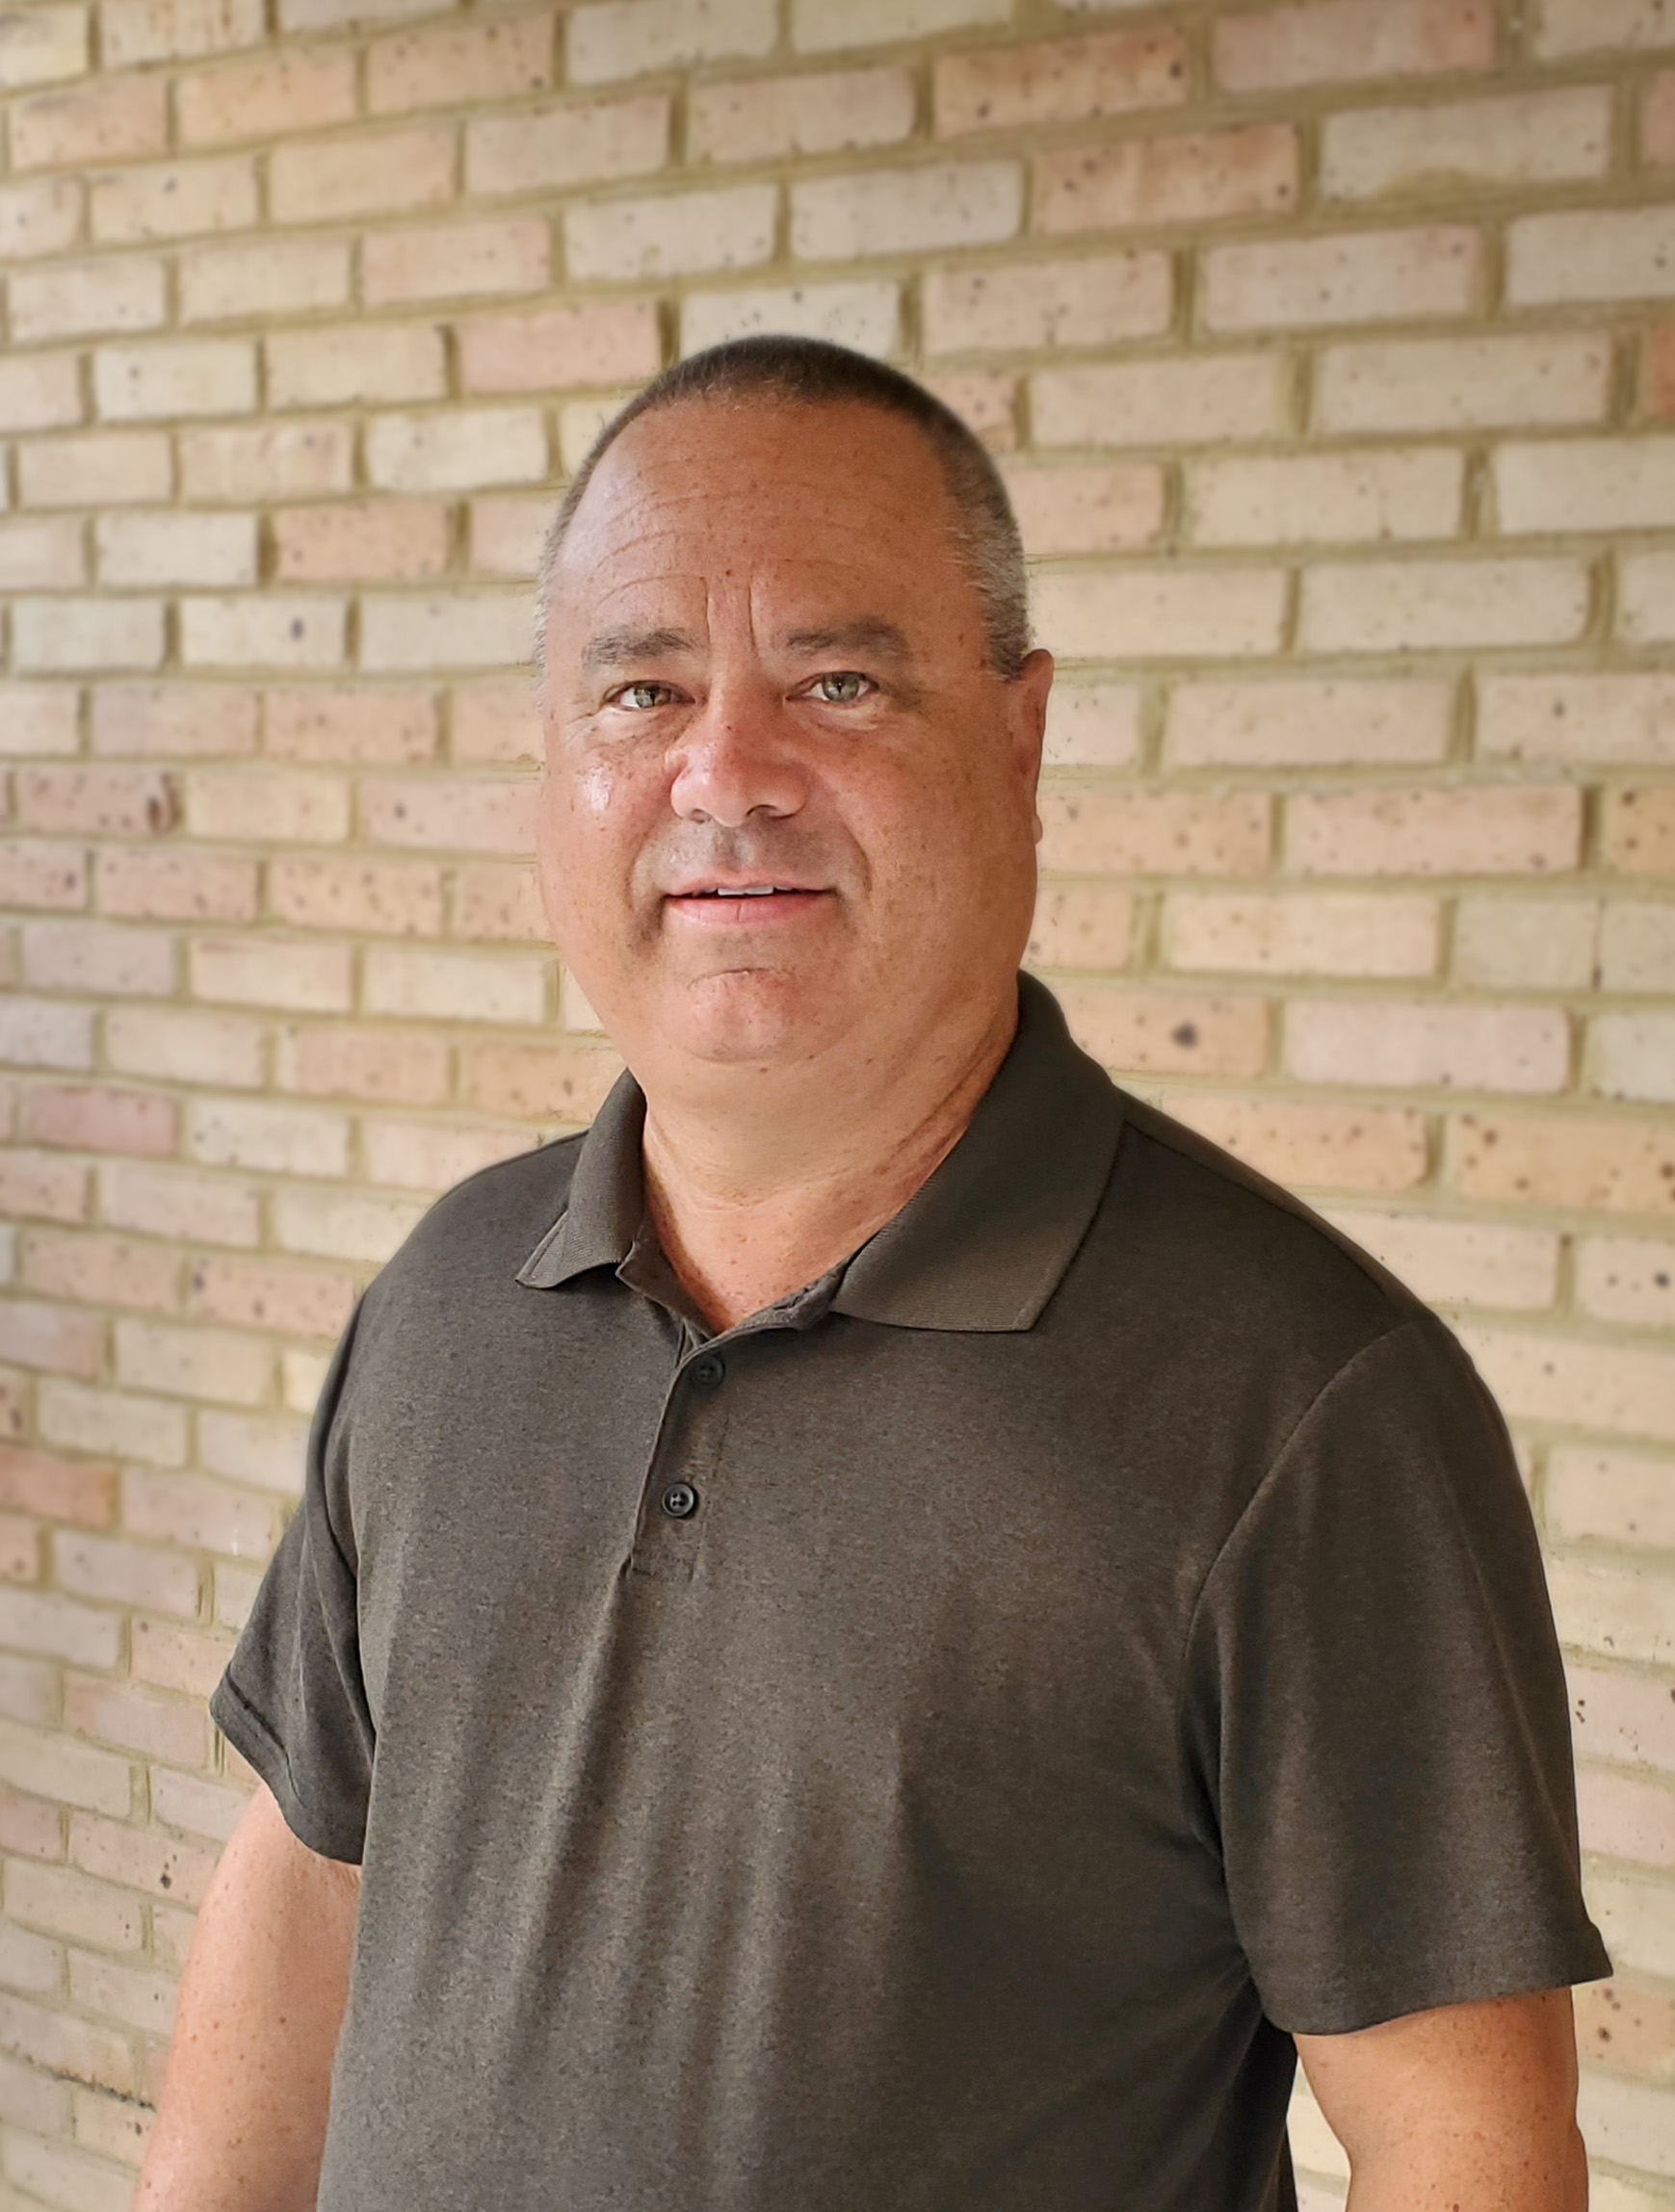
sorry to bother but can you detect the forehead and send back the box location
[549,398,972,631]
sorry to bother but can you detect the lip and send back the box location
[663,887,832,926]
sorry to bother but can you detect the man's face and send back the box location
[536,397,1052,1083]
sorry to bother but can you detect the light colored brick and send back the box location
[95,512,255,589]
[359,591,534,673]
[1204,227,1479,331]
[1621,551,1675,645]
[1288,1001,1568,1095]
[1322,88,1610,200]
[792,162,1019,262]
[691,65,913,163]
[103,0,262,65]
[0,2045,66,2127]
[23,920,172,997]
[0,354,83,434]
[1607,789,1675,877]
[469,496,549,579]
[190,933,351,1013]
[149,1766,247,1841]
[0,1297,101,1377]
[1166,893,1438,978]
[1461,1324,1675,1444]
[1038,789,1269,874]
[123,1465,274,1551]
[65,1679,205,1766]
[1480,675,1675,768]
[190,1259,353,1341]
[925,251,1170,356]
[568,181,775,280]
[1042,683,1141,769]
[1452,1111,1675,1217]
[90,154,255,246]
[458,301,659,395]
[453,681,540,765]
[277,0,441,26]
[178,422,355,502]
[0,1445,112,1528]
[0,1723,127,1822]
[1537,0,1675,55]
[1497,438,1675,537]
[1291,786,1581,877]
[1510,208,1675,306]
[39,1377,184,1467]
[937,28,1185,136]
[1586,1874,1675,1992]
[363,219,551,306]
[66,1950,176,2039]
[1215,0,1494,91]
[92,683,255,761]
[568,0,772,82]
[180,235,351,325]
[0,846,86,914]
[24,1080,173,1158]
[0,517,88,591]
[0,1001,94,1071]
[184,769,349,844]
[177,49,354,143]
[75,2080,156,2162]
[100,1158,259,1247]
[559,393,633,469]
[1646,70,1675,167]
[12,599,165,676]
[275,1023,449,1105]
[0,688,81,760]
[467,93,667,200]
[0,176,82,265]
[1033,354,1287,449]
[1579,1236,1675,1331]
[195,1409,302,1496]
[1192,448,1462,548]
[1167,679,1451,768]
[0,1988,133,2097]
[6,1864,142,1955]
[23,1231,177,1313]
[1594,1014,1675,1106]
[1058,985,1268,1079]
[365,409,547,495]
[1325,1208,1558,1309]
[187,1095,349,1177]
[180,596,347,671]
[271,125,453,224]
[94,339,254,424]
[272,1184,427,1264]
[1550,1444,1675,1551]
[1034,568,1288,662]
[369,15,551,111]
[455,862,546,941]
[1301,558,1588,653]
[0,1152,91,1225]
[266,688,438,765]
[103,1006,262,1089]
[1602,905,1675,995]
[1039,124,1298,236]
[10,256,167,343]
[362,1119,530,1193]
[266,324,446,412]
[68,1809,219,1906]
[464,1041,621,1124]
[271,853,444,934]
[682,281,901,358]
[929,363,1016,445]
[1025,887,1133,971]
[0,1582,120,1669]
[0,6,87,87]
[1004,462,1165,556]
[363,945,546,1025]
[17,430,170,509]
[1454,898,1599,991]
[275,502,448,586]
[1316,332,1610,435]
[12,73,165,166]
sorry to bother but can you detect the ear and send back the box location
[1008,649,1054,838]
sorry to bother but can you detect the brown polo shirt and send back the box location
[213,974,1608,2212]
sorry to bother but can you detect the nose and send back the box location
[667,682,808,828]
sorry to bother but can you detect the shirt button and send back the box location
[661,1482,698,1520]
[690,1354,725,1391]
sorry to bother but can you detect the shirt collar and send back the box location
[515,972,1124,1336]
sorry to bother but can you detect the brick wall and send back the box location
[0,0,1671,2200]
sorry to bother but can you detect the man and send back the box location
[140,338,1608,2212]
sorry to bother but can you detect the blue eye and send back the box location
[815,673,869,703]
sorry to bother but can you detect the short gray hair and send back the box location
[534,335,1031,686]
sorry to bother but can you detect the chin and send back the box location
[666,969,841,1069]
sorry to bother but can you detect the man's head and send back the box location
[534,337,1054,1105]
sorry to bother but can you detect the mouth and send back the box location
[664,884,831,924]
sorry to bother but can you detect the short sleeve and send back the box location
[210,1308,373,1863]
[1180,1316,1610,2035]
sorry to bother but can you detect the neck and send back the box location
[640,985,1019,1333]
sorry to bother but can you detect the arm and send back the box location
[136,1783,359,2212]
[1296,1988,1587,2212]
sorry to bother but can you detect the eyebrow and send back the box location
[580,626,699,673]
[777,619,915,663]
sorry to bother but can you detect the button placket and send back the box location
[626,1344,733,1581]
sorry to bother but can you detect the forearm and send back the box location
[136,1785,358,2212]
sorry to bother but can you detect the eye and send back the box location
[613,681,679,711]
[809,672,873,705]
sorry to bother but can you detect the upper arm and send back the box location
[1296,1989,1586,2210]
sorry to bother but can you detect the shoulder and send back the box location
[359,1134,586,1323]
